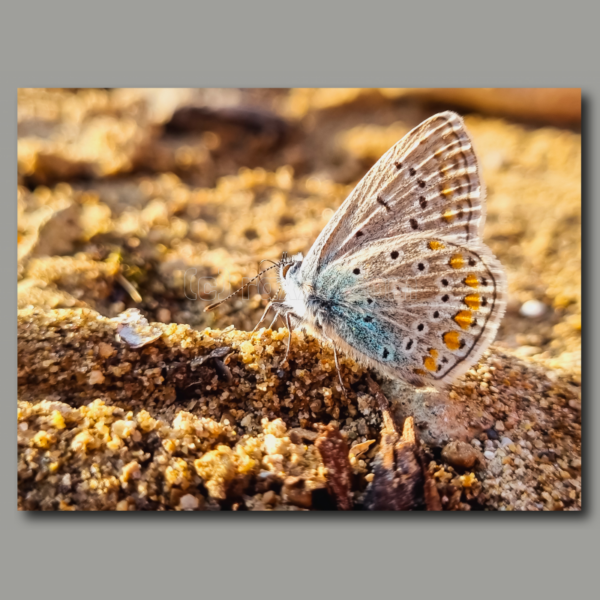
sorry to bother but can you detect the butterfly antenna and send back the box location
[203,263,280,312]
[259,259,280,270]
[257,259,280,300]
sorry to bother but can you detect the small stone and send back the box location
[120,460,141,484]
[98,342,115,358]
[489,457,503,476]
[282,476,312,509]
[471,438,482,448]
[486,428,499,440]
[500,437,513,448]
[112,419,136,439]
[240,414,253,428]
[59,473,72,492]
[520,299,546,318]
[88,370,105,385]
[263,490,277,506]
[442,441,482,470]
[288,430,302,444]
[484,450,495,460]
[287,428,318,443]
[179,494,200,510]
[495,420,505,432]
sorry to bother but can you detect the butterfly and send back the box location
[208,111,507,390]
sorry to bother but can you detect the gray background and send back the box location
[2,1,593,598]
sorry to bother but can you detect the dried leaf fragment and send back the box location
[113,308,162,349]
[365,416,424,511]
[190,346,232,369]
[365,376,442,511]
[315,424,353,510]
[349,439,376,460]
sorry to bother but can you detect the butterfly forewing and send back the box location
[301,112,486,283]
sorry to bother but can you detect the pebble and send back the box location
[471,438,482,448]
[282,476,312,509]
[484,450,495,460]
[262,490,277,506]
[489,457,503,476]
[486,428,499,440]
[500,437,513,448]
[442,441,482,470]
[88,370,105,385]
[520,299,546,318]
[179,494,200,510]
[116,500,129,511]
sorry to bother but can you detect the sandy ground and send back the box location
[17,88,581,510]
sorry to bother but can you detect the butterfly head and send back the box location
[279,251,309,317]
[279,251,303,282]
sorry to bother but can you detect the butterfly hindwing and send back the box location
[313,234,506,387]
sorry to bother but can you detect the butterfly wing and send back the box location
[301,111,486,284]
[311,233,506,388]
[295,111,505,388]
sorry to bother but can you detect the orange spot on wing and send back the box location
[450,254,464,269]
[443,331,461,351]
[428,240,445,250]
[423,356,437,371]
[454,310,473,330]
[441,187,453,197]
[464,273,479,288]
[464,294,481,310]
[443,209,456,223]
[423,348,439,371]
[414,368,427,376]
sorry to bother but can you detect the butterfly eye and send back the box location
[282,263,293,278]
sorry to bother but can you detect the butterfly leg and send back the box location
[320,332,347,396]
[268,313,280,329]
[251,300,274,334]
[251,289,282,334]
[332,345,348,397]
[268,312,287,330]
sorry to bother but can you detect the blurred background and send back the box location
[17,88,581,372]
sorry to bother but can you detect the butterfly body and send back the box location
[274,112,506,389]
